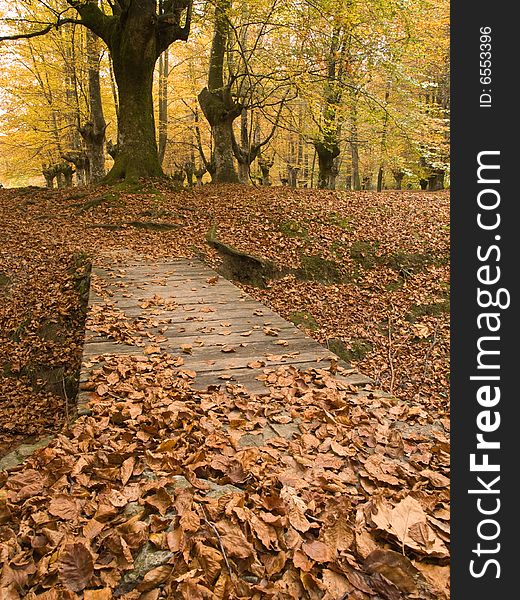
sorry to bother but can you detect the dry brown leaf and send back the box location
[371,496,449,558]
[58,543,94,592]
[302,540,333,563]
[83,518,105,540]
[412,561,450,600]
[320,514,354,554]
[84,589,113,600]
[144,345,161,355]
[293,550,314,572]
[48,496,80,521]
[420,469,450,488]
[364,549,421,594]
[215,521,255,559]
[120,456,135,485]
[247,360,265,368]
[321,569,353,598]
[180,509,201,533]
[138,566,173,592]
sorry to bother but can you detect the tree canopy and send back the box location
[0,0,449,188]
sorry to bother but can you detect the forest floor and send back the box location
[0,182,450,599]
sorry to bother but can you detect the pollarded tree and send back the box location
[1,0,193,182]
[198,0,242,183]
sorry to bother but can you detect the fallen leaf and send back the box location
[58,543,94,592]
[302,540,333,563]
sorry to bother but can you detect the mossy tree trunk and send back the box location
[314,26,347,190]
[64,0,192,183]
[79,30,106,183]
[198,0,241,183]
[106,8,164,182]
[157,48,169,166]
[315,139,341,189]
[393,170,404,189]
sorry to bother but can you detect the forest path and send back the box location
[78,255,372,412]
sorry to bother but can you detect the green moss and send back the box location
[327,338,373,363]
[328,212,352,230]
[386,251,444,275]
[110,180,163,196]
[297,254,343,284]
[349,241,448,276]
[385,277,405,291]
[405,299,450,322]
[349,241,380,269]
[279,219,308,238]
[289,311,319,331]
[0,272,10,290]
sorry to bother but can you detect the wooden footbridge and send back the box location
[78,256,372,411]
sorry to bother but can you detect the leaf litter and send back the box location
[0,183,449,597]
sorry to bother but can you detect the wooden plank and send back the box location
[84,327,309,348]
[82,338,334,367]
[112,305,293,324]
[78,257,374,398]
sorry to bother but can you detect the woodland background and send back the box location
[0,0,449,191]
[0,1,450,598]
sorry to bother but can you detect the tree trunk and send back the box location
[86,29,106,181]
[393,171,404,189]
[107,42,163,182]
[6,0,192,184]
[238,160,249,184]
[315,141,340,189]
[61,151,90,184]
[42,165,55,189]
[158,49,169,166]
[350,140,361,190]
[428,170,445,191]
[79,30,106,183]
[198,0,240,183]
[288,166,299,188]
[236,108,250,184]
[210,117,239,183]
[109,54,119,118]
[377,167,384,192]
[377,85,391,193]
[258,156,273,186]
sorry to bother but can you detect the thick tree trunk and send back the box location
[102,2,165,182]
[393,171,404,189]
[198,0,240,183]
[211,118,239,183]
[315,141,340,189]
[198,90,239,183]
[107,51,163,182]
